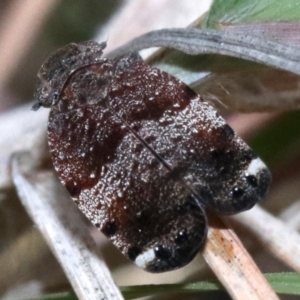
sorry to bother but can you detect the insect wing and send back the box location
[108,55,271,215]
[47,63,207,273]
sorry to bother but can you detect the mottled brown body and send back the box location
[34,41,271,272]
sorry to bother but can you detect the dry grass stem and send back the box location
[218,21,300,47]
[0,104,48,189]
[231,205,300,271]
[203,214,279,300]
[11,152,123,300]
[280,199,300,230]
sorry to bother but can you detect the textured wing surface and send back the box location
[48,63,206,272]
[107,56,271,214]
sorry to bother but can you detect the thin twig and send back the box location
[0,104,48,189]
[280,199,300,230]
[203,214,279,300]
[11,152,123,300]
[231,205,300,271]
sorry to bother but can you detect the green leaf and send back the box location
[265,272,300,295]
[121,273,300,298]
[26,273,300,299]
[205,0,300,27]
[120,281,222,299]
[27,292,77,300]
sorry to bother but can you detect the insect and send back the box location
[33,41,271,273]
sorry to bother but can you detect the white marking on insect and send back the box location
[134,249,156,268]
[246,158,266,176]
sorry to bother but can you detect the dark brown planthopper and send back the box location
[33,41,271,273]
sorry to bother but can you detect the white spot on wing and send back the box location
[246,158,266,176]
[134,249,156,269]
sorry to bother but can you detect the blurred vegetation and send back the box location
[7,0,122,102]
